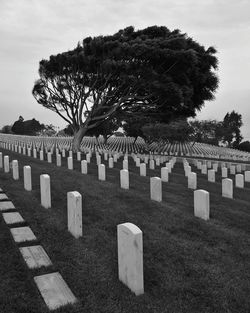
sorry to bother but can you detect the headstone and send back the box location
[34,272,77,310]
[184,165,191,177]
[123,160,128,170]
[208,169,215,182]
[27,148,31,157]
[33,148,37,158]
[120,169,129,189]
[117,223,144,296]
[77,152,81,161]
[67,191,82,238]
[245,171,250,182]
[69,151,73,158]
[40,150,44,161]
[149,159,155,170]
[81,160,88,174]
[56,154,61,167]
[236,164,242,173]
[40,174,51,209]
[23,166,32,191]
[135,157,140,167]
[150,177,162,202]
[20,245,52,269]
[2,212,24,224]
[47,152,52,163]
[235,174,244,188]
[0,152,3,168]
[12,160,19,180]
[62,149,66,157]
[96,154,101,165]
[86,153,91,163]
[222,178,233,198]
[140,163,146,176]
[222,167,228,178]
[212,163,218,172]
[109,157,114,168]
[230,165,236,175]
[0,201,15,211]
[98,164,106,181]
[10,226,37,243]
[4,155,10,173]
[161,167,169,182]
[67,157,73,170]
[0,193,8,200]
[194,190,210,220]
[188,172,197,189]
[201,164,207,175]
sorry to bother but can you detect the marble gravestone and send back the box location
[194,189,210,221]
[117,223,144,296]
[67,191,82,239]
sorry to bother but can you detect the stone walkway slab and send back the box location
[34,272,77,310]
[0,193,8,200]
[19,245,52,269]
[10,227,37,243]
[0,201,15,211]
[2,212,24,224]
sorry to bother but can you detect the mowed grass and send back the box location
[0,148,250,313]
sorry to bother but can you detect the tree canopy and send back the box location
[32,25,218,150]
[11,117,44,136]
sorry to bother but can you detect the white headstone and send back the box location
[86,153,91,163]
[67,157,73,170]
[222,167,228,178]
[230,165,236,175]
[235,174,244,188]
[56,154,61,167]
[140,163,146,176]
[194,189,210,220]
[0,152,2,168]
[4,155,10,173]
[98,164,106,181]
[201,164,207,175]
[77,151,81,161]
[123,160,128,170]
[208,169,215,182]
[33,148,37,158]
[236,164,242,173]
[222,178,233,198]
[245,171,250,182]
[150,177,162,202]
[149,159,155,170]
[109,157,114,168]
[135,157,140,167]
[188,172,197,189]
[12,160,19,180]
[34,272,77,310]
[81,160,88,174]
[47,152,52,163]
[67,191,82,238]
[19,245,52,269]
[161,167,169,182]
[23,166,32,191]
[117,222,144,296]
[40,174,51,209]
[40,150,44,161]
[120,169,129,189]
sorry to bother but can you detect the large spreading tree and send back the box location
[32,25,218,150]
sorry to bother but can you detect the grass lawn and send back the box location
[0,148,250,313]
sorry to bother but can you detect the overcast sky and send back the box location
[0,0,249,139]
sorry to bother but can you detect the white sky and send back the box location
[0,0,249,139]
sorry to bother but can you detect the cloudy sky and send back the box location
[0,0,249,139]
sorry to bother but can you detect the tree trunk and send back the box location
[72,126,88,152]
